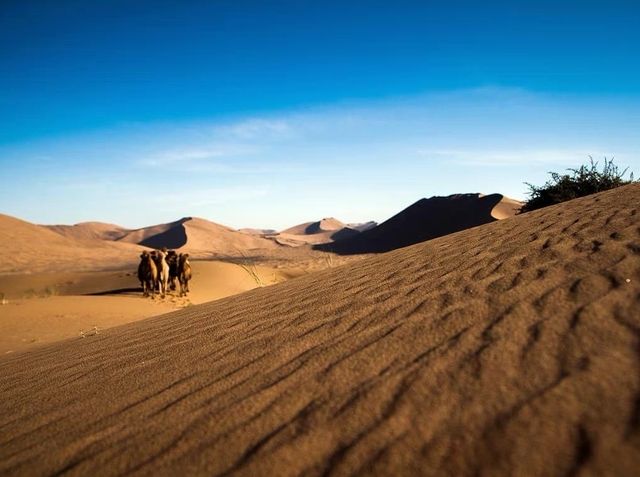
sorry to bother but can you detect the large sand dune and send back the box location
[0,214,144,273]
[118,217,277,255]
[1,184,639,475]
[316,193,522,254]
[46,221,130,241]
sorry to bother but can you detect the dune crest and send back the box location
[0,214,144,273]
[276,217,362,246]
[316,193,521,254]
[117,217,277,255]
[1,184,639,475]
[46,221,130,241]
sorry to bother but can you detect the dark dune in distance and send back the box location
[315,193,514,254]
[1,184,639,475]
[117,217,190,249]
[138,219,189,249]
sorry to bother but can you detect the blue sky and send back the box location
[1,1,639,229]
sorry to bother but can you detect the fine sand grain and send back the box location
[1,184,639,475]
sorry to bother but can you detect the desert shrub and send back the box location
[520,157,635,213]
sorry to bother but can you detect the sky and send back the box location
[1,0,639,229]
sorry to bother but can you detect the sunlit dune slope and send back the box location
[317,193,521,254]
[117,217,277,255]
[0,214,144,273]
[46,221,130,241]
[1,184,639,475]
[276,217,360,246]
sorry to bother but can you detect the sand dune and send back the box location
[275,217,362,246]
[117,217,277,256]
[281,217,346,235]
[0,214,144,273]
[0,261,302,354]
[46,221,130,241]
[1,184,638,475]
[347,220,377,232]
[490,195,523,220]
[238,228,278,236]
[316,193,522,254]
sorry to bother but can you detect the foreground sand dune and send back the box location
[1,184,639,475]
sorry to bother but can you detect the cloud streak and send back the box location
[1,87,639,228]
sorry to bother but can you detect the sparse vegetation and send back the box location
[520,157,635,213]
[235,249,264,286]
[23,286,59,299]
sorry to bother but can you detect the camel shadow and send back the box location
[84,287,142,296]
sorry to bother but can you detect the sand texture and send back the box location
[317,193,521,254]
[1,184,639,475]
[0,261,302,355]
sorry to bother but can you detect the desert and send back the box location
[1,184,639,475]
[3,2,640,475]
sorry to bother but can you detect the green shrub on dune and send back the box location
[520,157,636,213]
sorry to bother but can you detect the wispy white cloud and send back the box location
[2,86,639,228]
[214,118,294,140]
[149,186,270,210]
[416,148,609,166]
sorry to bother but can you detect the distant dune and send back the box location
[118,217,277,255]
[275,217,362,246]
[347,220,377,232]
[46,221,130,241]
[1,184,638,475]
[238,228,278,236]
[0,214,144,273]
[316,193,522,254]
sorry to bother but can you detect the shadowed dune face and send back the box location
[275,217,360,247]
[117,217,277,255]
[316,193,520,254]
[1,184,639,475]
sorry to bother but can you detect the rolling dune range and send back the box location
[1,184,639,475]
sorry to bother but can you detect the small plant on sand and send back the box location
[520,157,635,213]
[42,286,58,298]
[235,249,264,287]
[79,326,100,338]
[324,252,334,268]
[0,292,7,305]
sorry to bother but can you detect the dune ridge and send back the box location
[316,193,521,254]
[276,217,361,246]
[46,221,130,241]
[0,214,144,274]
[1,184,639,475]
[117,217,277,255]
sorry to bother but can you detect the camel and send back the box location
[137,251,157,297]
[152,249,170,297]
[178,253,192,296]
[166,250,180,291]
